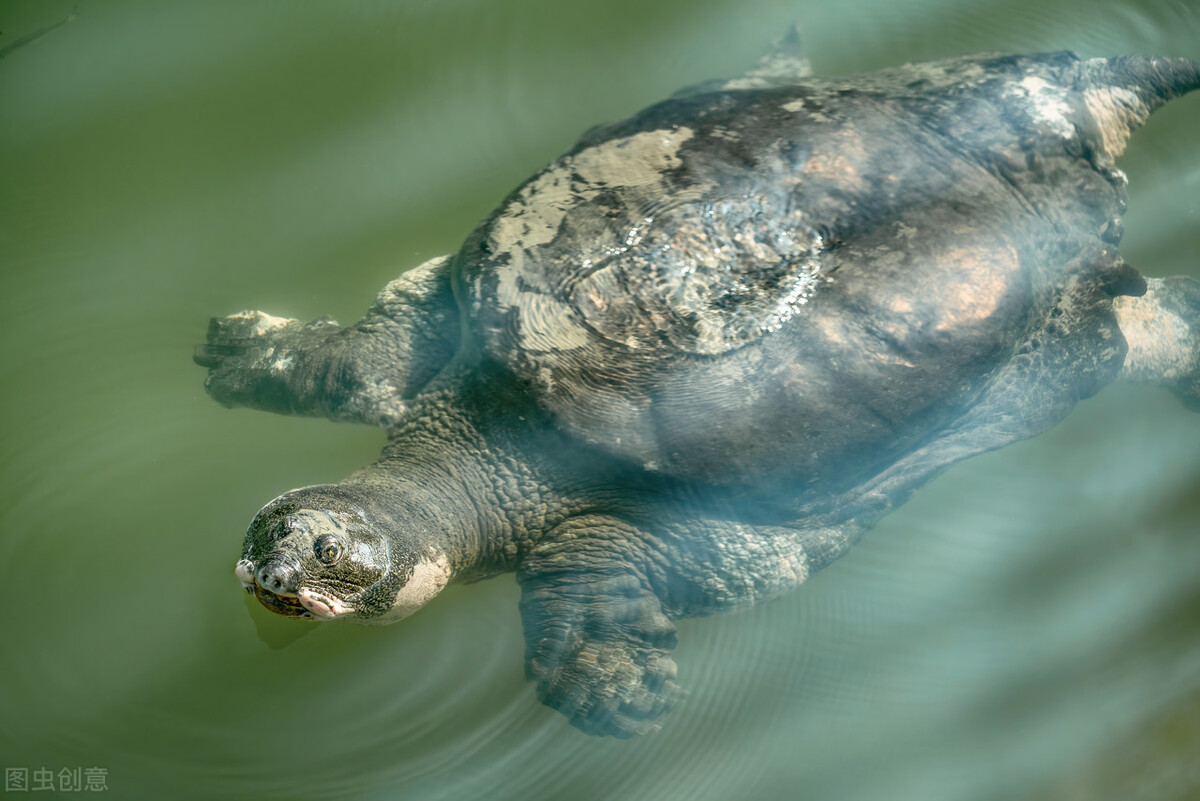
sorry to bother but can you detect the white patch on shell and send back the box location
[780,97,832,122]
[1006,76,1076,140]
[723,75,798,92]
[489,127,695,309]
[379,553,451,622]
[707,126,742,141]
[569,197,827,353]
[270,354,293,373]
[900,59,987,88]
[1082,85,1148,158]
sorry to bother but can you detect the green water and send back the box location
[2,1,1199,799]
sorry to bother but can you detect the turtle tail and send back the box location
[1077,55,1200,157]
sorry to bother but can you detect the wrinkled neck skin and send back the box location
[338,357,621,616]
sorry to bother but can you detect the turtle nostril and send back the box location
[256,559,300,594]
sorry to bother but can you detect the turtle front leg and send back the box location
[515,512,859,736]
[517,516,686,737]
[194,255,458,426]
[1114,276,1200,409]
[194,311,343,417]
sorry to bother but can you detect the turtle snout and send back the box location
[255,557,302,595]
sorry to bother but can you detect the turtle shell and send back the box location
[455,52,1137,489]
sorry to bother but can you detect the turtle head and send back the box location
[235,484,452,623]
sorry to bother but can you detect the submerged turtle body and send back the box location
[463,51,1155,491]
[196,37,1200,736]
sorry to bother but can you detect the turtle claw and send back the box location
[195,311,303,366]
[194,310,305,380]
[520,572,686,737]
[195,311,339,413]
[526,625,686,738]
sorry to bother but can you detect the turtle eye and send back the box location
[315,536,344,566]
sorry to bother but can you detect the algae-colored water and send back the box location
[2,1,1198,799]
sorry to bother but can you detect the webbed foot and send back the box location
[519,567,685,737]
[194,310,340,414]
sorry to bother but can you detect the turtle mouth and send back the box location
[248,584,356,620]
[236,559,355,620]
[251,584,311,618]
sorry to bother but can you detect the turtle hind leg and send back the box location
[1114,276,1200,409]
[668,24,813,101]
[734,24,812,86]
[195,254,459,427]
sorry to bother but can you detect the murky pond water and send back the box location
[2,1,1199,799]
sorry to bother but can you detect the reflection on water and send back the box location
[1,1,1198,799]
